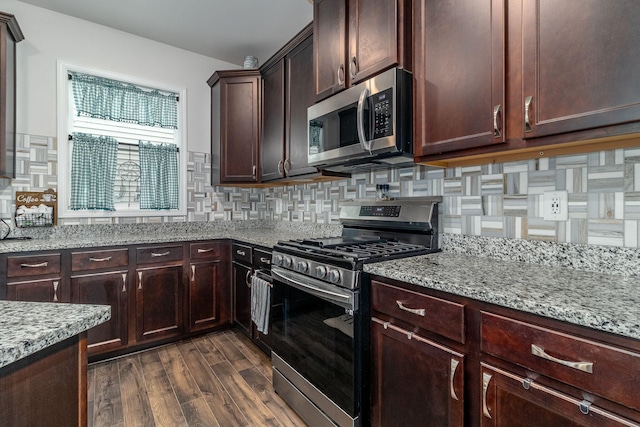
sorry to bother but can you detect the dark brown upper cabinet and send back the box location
[208,70,261,184]
[0,12,23,179]
[313,0,411,101]
[521,0,640,140]
[413,0,505,158]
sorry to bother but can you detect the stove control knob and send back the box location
[328,269,341,284]
[297,261,309,273]
[283,256,293,268]
[315,265,327,279]
[273,254,283,266]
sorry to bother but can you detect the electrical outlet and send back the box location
[543,190,568,221]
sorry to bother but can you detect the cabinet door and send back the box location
[261,59,286,182]
[348,0,407,85]
[189,259,231,332]
[285,35,317,177]
[232,262,252,337]
[371,318,464,427]
[71,271,128,354]
[219,74,260,183]
[314,0,347,100]
[481,364,639,426]
[135,266,183,342]
[413,0,505,157]
[521,0,640,140]
[6,278,62,303]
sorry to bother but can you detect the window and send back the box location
[57,63,187,218]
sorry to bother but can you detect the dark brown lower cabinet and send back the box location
[480,363,637,426]
[371,318,464,427]
[70,271,128,354]
[0,333,87,427]
[6,278,62,302]
[135,265,183,342]
[189,259,230,332]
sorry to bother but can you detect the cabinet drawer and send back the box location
[136,245,183,265]
[481,311,640,412]
[189,241,221,260]
[71,248,129,271]
[253,248,271,270]
[371,280,465,344]
[232,243,252,264]
[7,253,61,277]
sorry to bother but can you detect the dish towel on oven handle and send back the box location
[251,274,271,334]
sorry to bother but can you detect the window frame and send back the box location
[56,61,188,219]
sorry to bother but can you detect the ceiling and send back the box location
[17,0,314,66]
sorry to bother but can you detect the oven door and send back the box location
[271,266,363,427]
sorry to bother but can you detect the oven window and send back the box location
[271,281,357,416]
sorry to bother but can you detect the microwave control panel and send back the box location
[372,88,393,138]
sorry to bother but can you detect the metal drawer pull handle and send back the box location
[89,256,112,262]
[21,262,48,268]
[121,273,127,292]
[191,265,196,282]
[197,248,214,253]
[524,95,534,132]
[151,251,170,257]
[522,378,532,390]
[450,359,460,400]
[482,372,492,419]
[236,250,246,256]
[53,280,59,302]
[579,400,592,415]
[531,344,593,373]
[396,301,426,316]
[259,257,271,264]
[246,270,252,288]
[138,271,143,290]
[493,104,502,137]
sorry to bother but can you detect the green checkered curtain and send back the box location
[139,142,179,209]
[70,71,178,129]
[70,133,118,210]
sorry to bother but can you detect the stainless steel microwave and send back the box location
[307,68,413,172]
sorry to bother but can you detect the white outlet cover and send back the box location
[543,190,568,221]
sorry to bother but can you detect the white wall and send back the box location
[0,0,238,152]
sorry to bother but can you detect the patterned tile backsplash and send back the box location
[2,133,639,248]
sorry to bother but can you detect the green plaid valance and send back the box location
[70,71,179,129]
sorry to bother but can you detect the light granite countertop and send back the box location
[0,301,111,369]
[364,252,640,341]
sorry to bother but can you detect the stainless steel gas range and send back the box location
[270,197,442,427]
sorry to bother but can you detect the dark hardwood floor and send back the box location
[87,329,306,427]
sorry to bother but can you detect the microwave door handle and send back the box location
[356,87,372,155]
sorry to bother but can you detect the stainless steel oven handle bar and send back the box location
[272,266,356,311]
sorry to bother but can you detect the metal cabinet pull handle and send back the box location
[151,251,170,257]
[524,96,534,132]
[284,158,291,174]
[121,273,127,292]
[89,256,112,262]
[337,64,345,85]
[450,359,460,400]
[236,250,246,256]
[482,372,493,418]
[245,270,252,288]
[493,104,502,137]
[396,300,426,316]
[21,262,48,268]
[531,344,593,373]
[138,271,143,290]
[259,257,271,264]
[197,248,214,253]
[349,56,358,79]
[278,159,284,176]
[53,280,59,302]
[252,165,257,179]
[191,265,196,282]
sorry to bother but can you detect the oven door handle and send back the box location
[272,267,356,311]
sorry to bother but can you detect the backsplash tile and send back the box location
[2,133,639,249]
